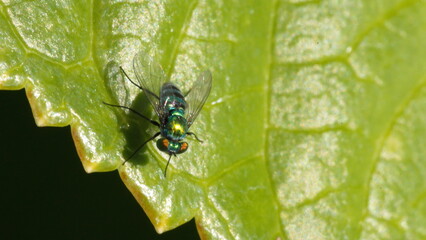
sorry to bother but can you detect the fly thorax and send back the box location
[163,113,188,141]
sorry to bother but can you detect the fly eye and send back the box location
[162,139,169,147]
[178,142,188,154]
[156,138,169,152]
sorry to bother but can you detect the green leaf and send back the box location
[1,0,426,239]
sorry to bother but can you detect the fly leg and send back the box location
[122,132,161,165]
[120,66,159,100]
[103,102,160,127]
[120,66,142,90]
[184,88,192,97]
[187,132,203,143]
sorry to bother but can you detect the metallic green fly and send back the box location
[104,52,212,177]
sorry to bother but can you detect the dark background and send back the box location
[0,90,200,240]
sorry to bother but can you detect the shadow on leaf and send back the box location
[103,61,157,167]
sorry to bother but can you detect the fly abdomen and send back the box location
[160,83,187,113]
[162,83,184,99]
[160,83,189,140]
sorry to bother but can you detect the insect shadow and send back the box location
[119,93,153,166]
[103,61,153,167]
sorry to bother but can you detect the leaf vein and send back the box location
[166,0,198,79]
[347,0,420,56]
[265,0,287,239]
[360,77,426,239]
[205,154,260,186]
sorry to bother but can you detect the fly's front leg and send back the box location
[187,132,203,143]
[123,131,161,165]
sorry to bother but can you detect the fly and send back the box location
[104,52,212,177]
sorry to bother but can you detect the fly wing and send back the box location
[186,70,212,128]
[132,52,166,118]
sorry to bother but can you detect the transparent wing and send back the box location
[132,52,166,117]
[186,70,212,128]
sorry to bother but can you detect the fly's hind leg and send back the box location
[103,102,160,127]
